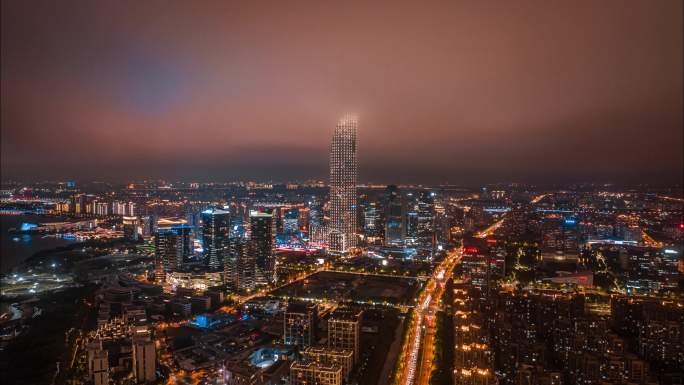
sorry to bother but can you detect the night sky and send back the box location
[1,0,682,184]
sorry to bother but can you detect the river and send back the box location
[0,214,76,274]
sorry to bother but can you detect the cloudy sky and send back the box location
[1,0,682,184]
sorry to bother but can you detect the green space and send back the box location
[271,271,423,306]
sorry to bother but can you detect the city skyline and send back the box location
[1,0,682,184]
[1,2,682,385]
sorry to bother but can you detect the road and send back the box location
[395,247,462,385]
[530,193,550,204]
[640,230,663,248]
[474,219,504,239]
[475,192,552,239]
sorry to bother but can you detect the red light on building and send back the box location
[464,246,479,254]
[486,239,497,244]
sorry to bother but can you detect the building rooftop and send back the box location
[328,308,362,322]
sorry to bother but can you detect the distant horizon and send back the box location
[2,178,683,191]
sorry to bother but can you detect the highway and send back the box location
[530,193,550,204]
[474,219,504,239]
[475,192,552,239]
[641,230,663,248]
[395,247,462,385]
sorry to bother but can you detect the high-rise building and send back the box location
[416,191,435,249]
[283,208,300,235]
[95,202,109,216]
[86,339,103,379]
[541,217,579,261]
[329,115,358,253]
[250,210,275,286]
[308,197,323,232]
[132,337,156,383]
[89,348,109,385]
[284,302,318,348]
[461,239,491,289]
[405,192,419,243]
[328,308,362,363]
[123,216,140,241]
[127,202,137,217]
[298,207,310,234]
[154,218,192,283]
[226,237,255,292]
[384,185,404,246]
[202,208,230,270]
[112,201,126,216]
[112,201,136,216]
[140,215,153,237]
[362,199,383,243]
[73,194,86,215]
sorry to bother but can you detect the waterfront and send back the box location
[0,214,75,274]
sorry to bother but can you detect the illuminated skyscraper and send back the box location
[329,115,358,253]
[416,191,435,249]
[250,210,275,285]
[283,208,300,235]
[201,208,230,270]
[226,237,254,291]
[154,218,192,283]
[384,185,404,246]
[123,216,140,241]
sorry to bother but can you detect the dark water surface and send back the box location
[0,214,75,273]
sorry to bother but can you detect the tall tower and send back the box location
[132,336,156,383]
[154,218,192,283]
[201,208,230,270]
[329,115,358,253]
[250,210,275,286]
[384,185,404,246]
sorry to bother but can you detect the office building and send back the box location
[362,199,383,243]
[250,210,275,285]
[461,239,491,289]
[405,192,419,243]
[298,207,310,234]
[384,185,404,246]
[541,217,580,261]
[284,302,318,348]
[329,115,358,253]
[225,237,255,292]
[328,308,362,363]
[123,216,140,241]
[416,191,435,249]
[154,218,192,283]
[202,208,230,270]
[308,197,324,234]
[283,208,299,235]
